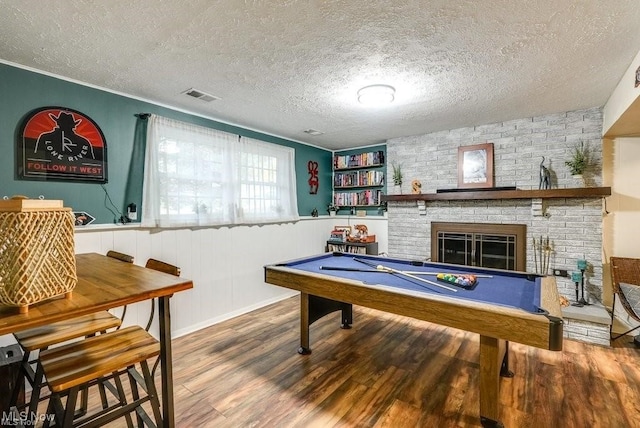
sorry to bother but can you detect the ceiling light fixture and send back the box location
[357,84,395,105]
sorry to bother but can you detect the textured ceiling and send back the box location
[1,1,640,150]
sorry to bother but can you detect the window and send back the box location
[142,115,298,228]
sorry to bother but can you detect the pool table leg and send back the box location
[299,293,311,355]
[339,303,353,329]
[479,335,508,428]
[298,293,354,355]
[500,342,514,378]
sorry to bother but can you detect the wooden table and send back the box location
[0,253,193,428]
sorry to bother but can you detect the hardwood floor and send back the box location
[31,296,640,427]
[166,296,640,428]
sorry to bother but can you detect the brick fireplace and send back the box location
[386,197,604,302]
[384,107,610,345]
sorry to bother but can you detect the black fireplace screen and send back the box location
[436,232,517,271]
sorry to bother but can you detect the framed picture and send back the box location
[457,143,494,188]
[17,106,108,183]
[73,211,96,226]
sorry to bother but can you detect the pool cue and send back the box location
[533,237,538,274]
[353,258,457,292]
[544,237,547,273]
[539,235,543,275]
[399,271,492,278]
[320,266,492,278]
[545,237,551,276]
[379,266,458,292]
[320,266,378,273]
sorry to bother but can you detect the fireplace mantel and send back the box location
[382,186,611,202]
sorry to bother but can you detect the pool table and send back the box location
[264,252,563,428]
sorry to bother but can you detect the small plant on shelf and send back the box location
[378,200,388,216]
[565,142,589,176]
[327,202,340,215]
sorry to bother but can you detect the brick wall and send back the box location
[386,107,604,302]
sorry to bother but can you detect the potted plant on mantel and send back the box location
[392,163,403,194]
[564,142,589,185]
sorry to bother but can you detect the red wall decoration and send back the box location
[307,160,319,194]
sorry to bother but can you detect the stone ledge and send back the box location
[561,301,611,326]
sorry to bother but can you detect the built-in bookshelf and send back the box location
[333,149,385,209]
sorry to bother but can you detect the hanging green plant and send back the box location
[565,142,589,176]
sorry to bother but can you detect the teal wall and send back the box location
[0,63,332,224]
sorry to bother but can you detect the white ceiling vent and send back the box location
[303,129,324,136]
[182,88,220,102]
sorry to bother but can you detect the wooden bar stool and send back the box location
[40,326,162,428]
[11,312,123,417]
[10,250,134,417]
[143,259,181,332]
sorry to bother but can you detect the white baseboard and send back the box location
[171,291,298,340]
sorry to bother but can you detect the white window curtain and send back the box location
[142,115,299,228]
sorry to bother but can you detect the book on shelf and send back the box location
[334,170,384,187]
[327,243,346,252]
[334,189,382,206]
[333,150,385,169]
[327,243,367,254]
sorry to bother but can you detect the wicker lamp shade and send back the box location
[0,198,77,312]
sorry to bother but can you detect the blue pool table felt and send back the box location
[282,253,543,314]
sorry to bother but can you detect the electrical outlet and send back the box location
[553,269,568,277]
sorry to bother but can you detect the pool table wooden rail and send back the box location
[264,265,563,351]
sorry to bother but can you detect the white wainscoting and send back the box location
[0,216,388,348]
